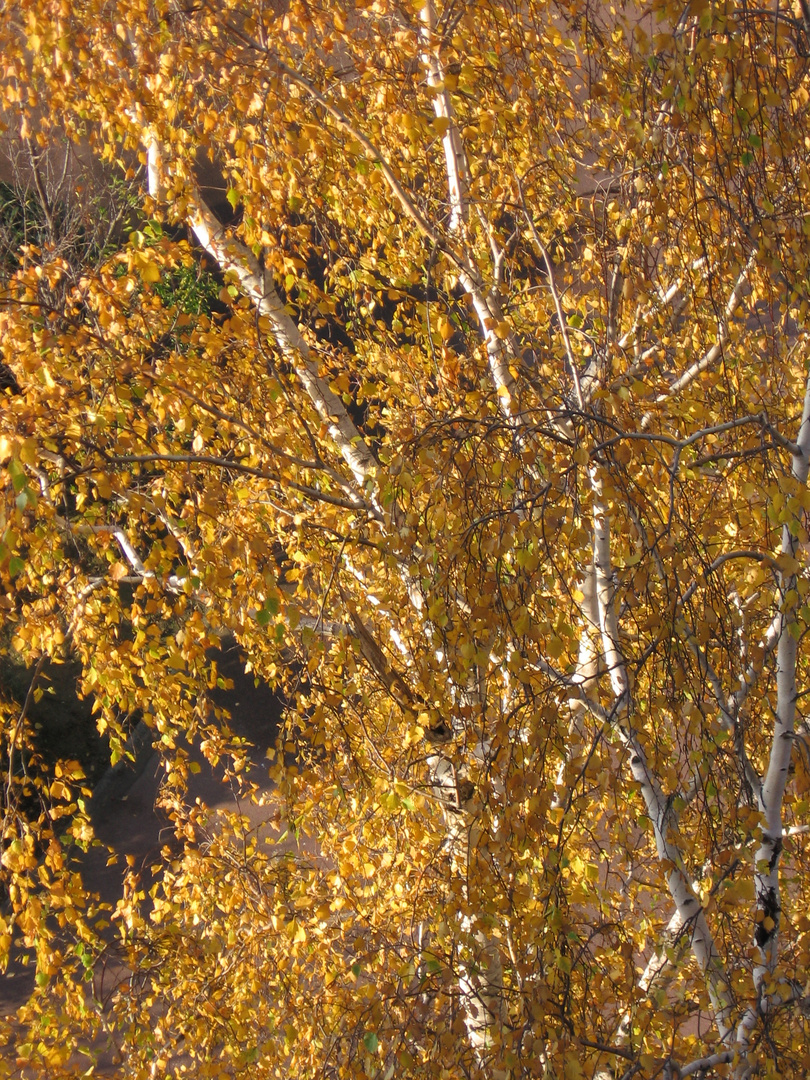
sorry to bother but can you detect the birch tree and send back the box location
[3,0,810,1077]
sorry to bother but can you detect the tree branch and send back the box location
[643,250,757,424]
[748,366,810,996]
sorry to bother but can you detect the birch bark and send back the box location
[735,370,810,1064]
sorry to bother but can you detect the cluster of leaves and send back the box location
[2,0,810,1078]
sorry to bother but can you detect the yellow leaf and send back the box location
[724,879,755,903]
[19,438,37,465]
[49,780,70,801]
[140,261,160,284]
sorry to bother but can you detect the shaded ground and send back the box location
[0,639,284,1017]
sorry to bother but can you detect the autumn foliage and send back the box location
[2,0,810,1076]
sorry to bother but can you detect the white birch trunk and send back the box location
[187,196,379,493]
[589,466,735,1045]
[736,370,810,1061]
[553,564,600,808]
[419,3,469,234]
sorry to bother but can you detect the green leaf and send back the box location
[363,1032,379,1053]
[7,458,26,492]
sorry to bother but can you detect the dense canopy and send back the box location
[3,0,810,1077]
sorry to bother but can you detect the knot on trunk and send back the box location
[755,886,780,947]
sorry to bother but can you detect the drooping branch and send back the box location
[613,706,736,1047]
[104,453,362,511]
[643,250,757,424]
[536,467,737,1046]
[674,615,764,809]
[617,908,686,1045]
[520,189,585,410]
[589,466,736,1046]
